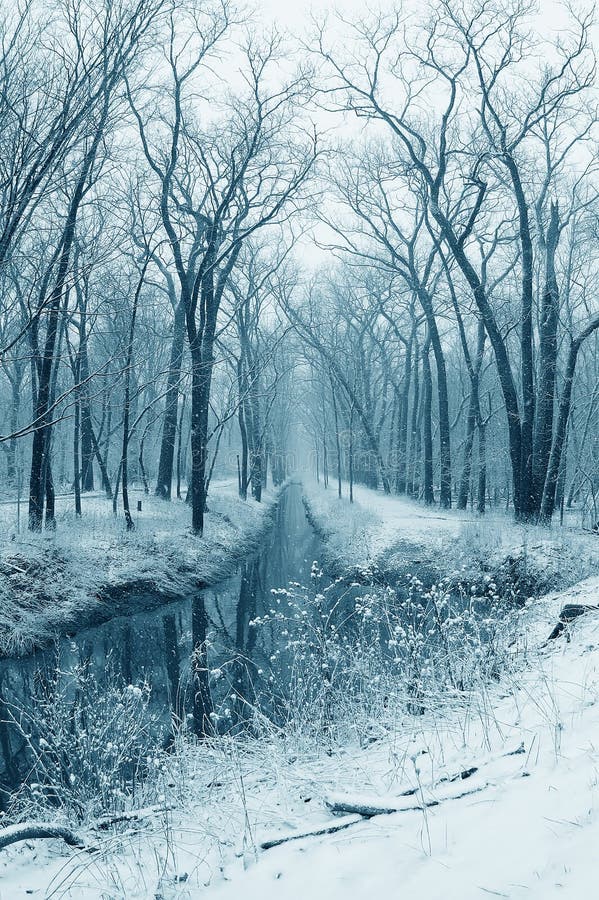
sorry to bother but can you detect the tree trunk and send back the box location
[73,395,82,517]
[191,595,214,737]
[541,314,599,521]
[433,205,522,515]
[458,389,477,510]
[348,401,355,503]
[477,417,487,515]
[457,320,485,509]
[408,330,420,496]
[330,373,342,498]
[533,202,560,516]
[237,358,249,499]
[28,91,110,530]
[504,156,535,521]
[155,301,185,499]
[78,320,94,492]
[120,259,148,531]
[416,288,451,507]
[189,344,211,535]
[176,393,186,499]
[396,334,412,493]
[422,339,434,505]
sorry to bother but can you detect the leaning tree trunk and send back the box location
[89,422,112,498]
[433,207,523,517]
[504,155,535,521]
[28,92,110,530]
[541,314,599,522]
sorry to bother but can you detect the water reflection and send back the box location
[0,482,323,800]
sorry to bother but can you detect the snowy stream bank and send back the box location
[0,483,598,898]
[0,481,283,659]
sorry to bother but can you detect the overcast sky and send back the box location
[255,0,586,43]
[255,0,363,33]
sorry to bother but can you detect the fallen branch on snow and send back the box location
[260,745,525,852]
[325,783,489,818]
[94,803,176,830]
[0,822,94,852]
[260,814,364,849]
[547,603,599,641]
[260,783,491,851]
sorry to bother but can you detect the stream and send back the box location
[0,482,510,805]
[0,482,328,799]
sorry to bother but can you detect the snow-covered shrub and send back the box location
[246,564,524,746]
[5,658,164,822]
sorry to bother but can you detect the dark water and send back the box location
[0,482,512,804]
[0,482,325,796]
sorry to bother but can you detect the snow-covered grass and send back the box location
[2,481,599,898]
[303,480,599,595]
[2,573,599,898]
[0,481,281,658]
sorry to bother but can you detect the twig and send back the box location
[93,803,176,830]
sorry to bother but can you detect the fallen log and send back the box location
[260,745,525,853]
[261,783,490,851]
[326,783,489,818]
[0,822,93,852]
[547,603,599,641]
[260,814,364,850]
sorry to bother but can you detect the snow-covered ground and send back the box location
[2,482,599,899]
[304,480,599,592]
[0,481,280,657]
[2,574,599,898]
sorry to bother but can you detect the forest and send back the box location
[0,0,598,897]
[0,0,597,532]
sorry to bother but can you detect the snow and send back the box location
[1,571,599,897]
[0,481,281,656]
[2,482,599,898]
[304,479,599,592]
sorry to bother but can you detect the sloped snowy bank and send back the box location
[303,480,599,598]
[2,573,599,898]
[1,482,599,899]
[0,482,282,658]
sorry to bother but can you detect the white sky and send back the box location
[253,0,364,32]
[254,0,574,34]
